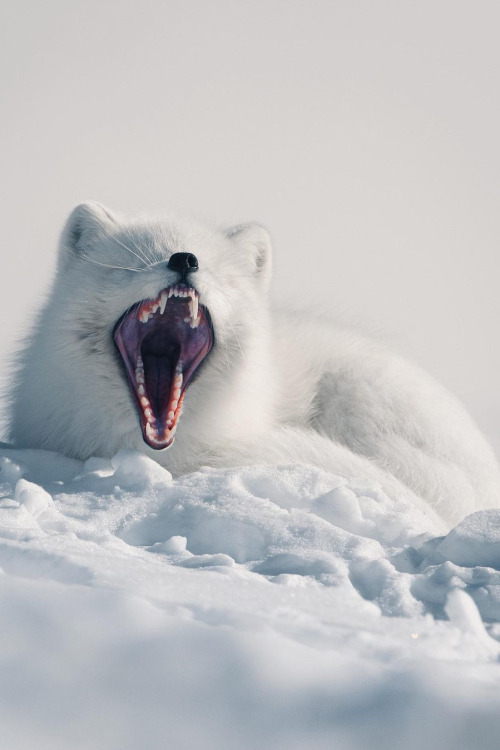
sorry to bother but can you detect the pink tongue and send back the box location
[142,352,177,423]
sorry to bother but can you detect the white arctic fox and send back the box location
[8,202,500,525]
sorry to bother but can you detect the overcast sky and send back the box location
[1,0,499,450]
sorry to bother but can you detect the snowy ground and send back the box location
[1,447,500,749]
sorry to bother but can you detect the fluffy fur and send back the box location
[8,202,500,526]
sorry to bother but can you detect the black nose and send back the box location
[167,252,199,276]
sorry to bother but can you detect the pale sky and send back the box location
[1,0,499,450]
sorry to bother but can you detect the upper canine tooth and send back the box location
[192,294,198,321]
[159,291,168,314]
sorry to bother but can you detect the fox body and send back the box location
[8,202,500,525]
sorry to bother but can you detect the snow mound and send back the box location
[1,446,500,750]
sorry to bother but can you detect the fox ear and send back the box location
[60,201,117,261]
[225,222,273,286]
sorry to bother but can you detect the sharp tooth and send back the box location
[146,423,154,438]
[138,385,145,396]
[192,294,198,321]
[159,291,168,314]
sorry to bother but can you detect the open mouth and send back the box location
[114,285,214,450]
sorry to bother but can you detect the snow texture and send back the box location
[1,446,500,750]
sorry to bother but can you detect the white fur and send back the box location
[8,202,500,526]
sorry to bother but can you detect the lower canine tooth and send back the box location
[146,423,154,438]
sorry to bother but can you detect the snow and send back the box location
[1,446,500,749]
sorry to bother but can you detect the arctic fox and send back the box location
[8,202,500,525]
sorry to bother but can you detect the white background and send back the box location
[1,0,499,450]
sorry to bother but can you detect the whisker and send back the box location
[91,215,151,269]
[123,226,159,266]
[61,243,147,273]
[228,322,246,361]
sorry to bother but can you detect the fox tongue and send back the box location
[141,330,182,427]
[135,348,184,448]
